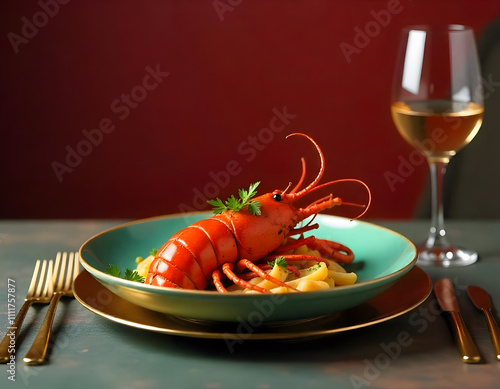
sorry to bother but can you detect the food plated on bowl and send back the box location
[140,134,371,294]
[79,213,417,322]
[79,134,418,322]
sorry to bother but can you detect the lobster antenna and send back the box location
[290,158,306,194]
[285,133,324,200]
[303,178,372,220]
[281,182,293,195]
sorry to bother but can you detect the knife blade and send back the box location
[434,278,481,363]
[467,285,500,361]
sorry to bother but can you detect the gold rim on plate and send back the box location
[74,266,432,340]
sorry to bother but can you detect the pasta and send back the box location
[135,244,357,293]
[136,255,154,278]
[226,246,357,294]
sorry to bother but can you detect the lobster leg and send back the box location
[274,236,317,253]
[212,270,227,293]
[286,223,319,237]
[258,263,301,278]
[266,254,330,266]
[305,238,354,263]
[233,259,298,292]
[237,264,301,281]
[221,263,270,293]
[273,235,354,264]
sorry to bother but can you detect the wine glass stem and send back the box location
[426,159,450,248]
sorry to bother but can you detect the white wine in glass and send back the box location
[391,25,484,267]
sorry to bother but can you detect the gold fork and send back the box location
[23,252,80,365]
[0,260,54,363]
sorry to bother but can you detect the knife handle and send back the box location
[449,311,481,363]
[483,309,500,361]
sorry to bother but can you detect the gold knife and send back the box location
[467,285,500,361]
[434,278,481,363]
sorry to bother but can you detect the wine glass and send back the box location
[391,25,484,267]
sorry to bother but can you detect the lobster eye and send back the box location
[272,193,282,202]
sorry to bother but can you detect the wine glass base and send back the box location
[416,244,478,267]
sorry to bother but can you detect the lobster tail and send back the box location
[145,219,238,289]
[147,243,200,288]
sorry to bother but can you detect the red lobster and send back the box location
[145,133,370,293]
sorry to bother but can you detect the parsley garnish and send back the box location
[248,201,262,216]
[124,268,145,282]
[105,264,145,283]
[208,181,262,215]
[267,256,288,268]
[105,264,121,277]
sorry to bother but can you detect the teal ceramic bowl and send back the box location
[79,213,417,322]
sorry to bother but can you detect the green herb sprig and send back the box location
[105,264,145,283]
[208,181,262,215]
[267,256,288,268]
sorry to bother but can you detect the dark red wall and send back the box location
[1,0,499,219]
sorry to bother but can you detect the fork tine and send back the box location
[52,252,62,288]
[35,260,47,297]
[45,261,54,296]
[73,252,80,282]
[64,253,74,290]
[26,260,41,298]
[57,252,68,290]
